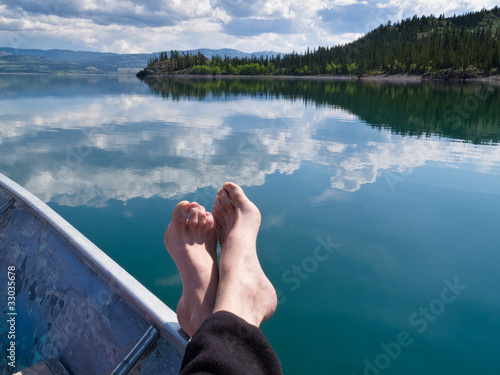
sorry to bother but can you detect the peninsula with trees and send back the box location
[137,7,500,80]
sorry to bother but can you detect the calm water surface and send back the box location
[1,75,499,374]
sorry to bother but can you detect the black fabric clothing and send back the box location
[180,311,283,375]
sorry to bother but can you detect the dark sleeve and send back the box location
[179,311,283,375]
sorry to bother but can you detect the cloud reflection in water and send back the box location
[1,79,499,208]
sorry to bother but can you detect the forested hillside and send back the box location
[138,7,500,78]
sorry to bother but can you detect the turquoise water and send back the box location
[1,75,500,374]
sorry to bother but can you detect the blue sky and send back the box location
[0,0,498,54]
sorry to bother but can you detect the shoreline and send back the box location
[0,72,135,76]
[139,72,500,84]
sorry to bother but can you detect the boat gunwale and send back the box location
[0,173,188,355]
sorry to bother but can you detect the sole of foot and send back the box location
[212,182,277,327]
[164,201,219,337]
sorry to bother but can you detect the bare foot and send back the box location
[164,201,218,337]
[212,182,277,327]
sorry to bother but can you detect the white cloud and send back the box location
[382,0,498,19]
[0,0,493,54]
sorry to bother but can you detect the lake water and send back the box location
[1,74,500,374]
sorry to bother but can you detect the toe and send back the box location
[223,182,246,206]
[217,188,233,212]
[212,205,223,228]
[204,212,214,232]
[214,195,226,214]
[188,203,200,230]
[197,206,207,229]
[172,201,191,226]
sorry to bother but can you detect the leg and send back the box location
[180,311,282,375]
[212,182,277,327]
[179,183,282,374]
[164,201,218,337]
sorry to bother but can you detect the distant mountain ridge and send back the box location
[0,54,95,74]
[0,47,282,74]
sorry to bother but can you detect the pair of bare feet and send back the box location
[164,182,277,337]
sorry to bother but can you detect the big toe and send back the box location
[223,182,247,206]
[171,201,190,226]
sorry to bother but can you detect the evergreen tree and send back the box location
[143,7,500,77]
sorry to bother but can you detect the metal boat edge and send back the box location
[0,173,188,372]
